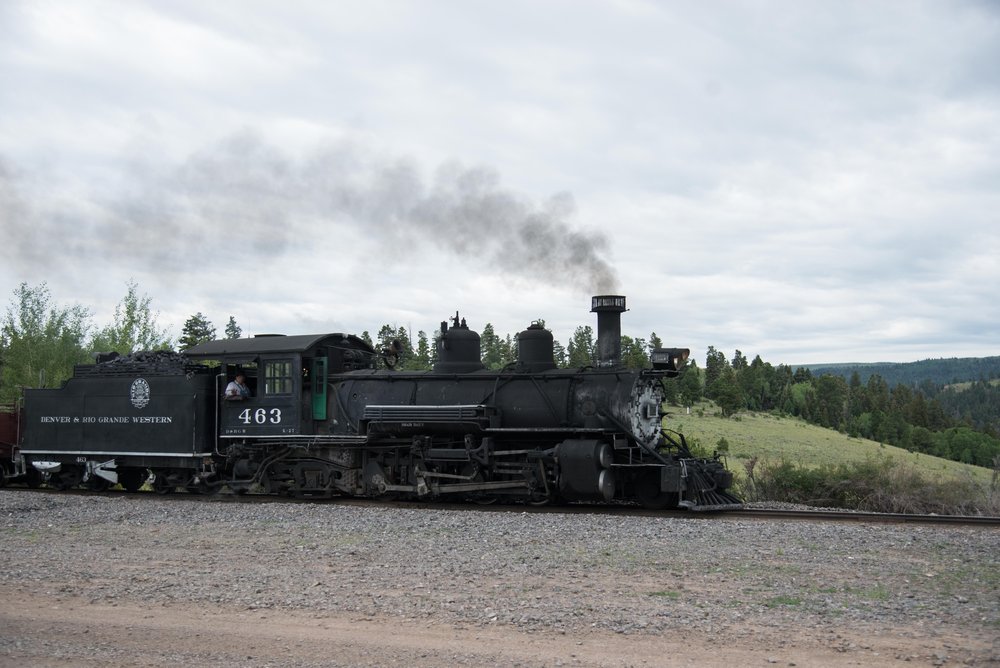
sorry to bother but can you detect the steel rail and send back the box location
[3,486,999,527]
[722,507,1000,527]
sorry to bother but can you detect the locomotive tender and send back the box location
[12,296,741,511]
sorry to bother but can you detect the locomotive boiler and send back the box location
[13,295,741,511]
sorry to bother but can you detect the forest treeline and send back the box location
[4,282,997,469]
[806,357,1000,390]
[677,347,1000,469]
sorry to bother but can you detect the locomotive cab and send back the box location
[184,333,377,442]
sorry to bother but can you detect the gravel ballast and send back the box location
[1,490,997,666]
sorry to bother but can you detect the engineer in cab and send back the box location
[224,373,252,400]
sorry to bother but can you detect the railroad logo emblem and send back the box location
[130,378,150,409]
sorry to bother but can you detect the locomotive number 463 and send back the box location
[238,408,282,425]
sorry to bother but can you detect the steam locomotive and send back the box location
[7,296,741,511]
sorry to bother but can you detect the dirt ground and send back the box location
[1,591,990,667]
[2,492,996,666]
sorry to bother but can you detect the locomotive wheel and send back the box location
[462,464,498,505]
[151,470,176,495]
[118,468,147,493]
[25,468,41,488]
[634,473,679,510]
[86,476,111,492]
[187,481,220,496]
[527,488,562,506]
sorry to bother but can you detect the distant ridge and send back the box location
[803,356,1000,388]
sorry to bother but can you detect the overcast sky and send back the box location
[2,0,998,365]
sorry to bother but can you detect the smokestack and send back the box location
[591,295,627,367]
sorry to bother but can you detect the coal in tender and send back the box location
[76,350,207,377]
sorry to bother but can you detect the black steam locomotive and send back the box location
[10,296,741,511]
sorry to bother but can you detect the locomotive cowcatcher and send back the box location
[14,296,741,511]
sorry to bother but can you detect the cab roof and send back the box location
[184,333,372,359]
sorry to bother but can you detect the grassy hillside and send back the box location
[944,378,1000,392]
[665,402,994,486]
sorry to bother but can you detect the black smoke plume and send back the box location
[2,131,619,294]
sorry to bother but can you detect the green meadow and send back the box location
[665,402,994,488]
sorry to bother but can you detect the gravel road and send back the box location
[1,490,997,666]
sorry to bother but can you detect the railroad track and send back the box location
[723,507,1000,526]
[4,484,999,527]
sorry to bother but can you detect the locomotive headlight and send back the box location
[650,348,690,372]
[650,350,670,366]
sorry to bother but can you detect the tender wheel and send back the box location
[86,476,111,492]
[51,476,73,491]
[119,468,147,493]
[51,466,83,491]
[25,468,42,489]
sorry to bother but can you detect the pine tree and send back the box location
[704,346,728,399]
[501,334,515,367]
[224,316,242,339]
[621,335,650,369]
[566,325,594,367]
[552,339,567,368]
[179,312,216,351]
[414,331,432,370]
[394,326,416,369]
[678,360,703,407]
[713,366,744,417]
[480,323,503,369]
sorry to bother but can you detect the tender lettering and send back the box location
[42,415,174,424]
[131,416,173,424]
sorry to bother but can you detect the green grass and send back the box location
[647,590,681,599]
[666,402,993,486]
[944,378,1000,392]
[664,401,1000,513]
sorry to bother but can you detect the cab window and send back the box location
[264,359,294,395]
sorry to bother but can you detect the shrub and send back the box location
[738,455,1000,515]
